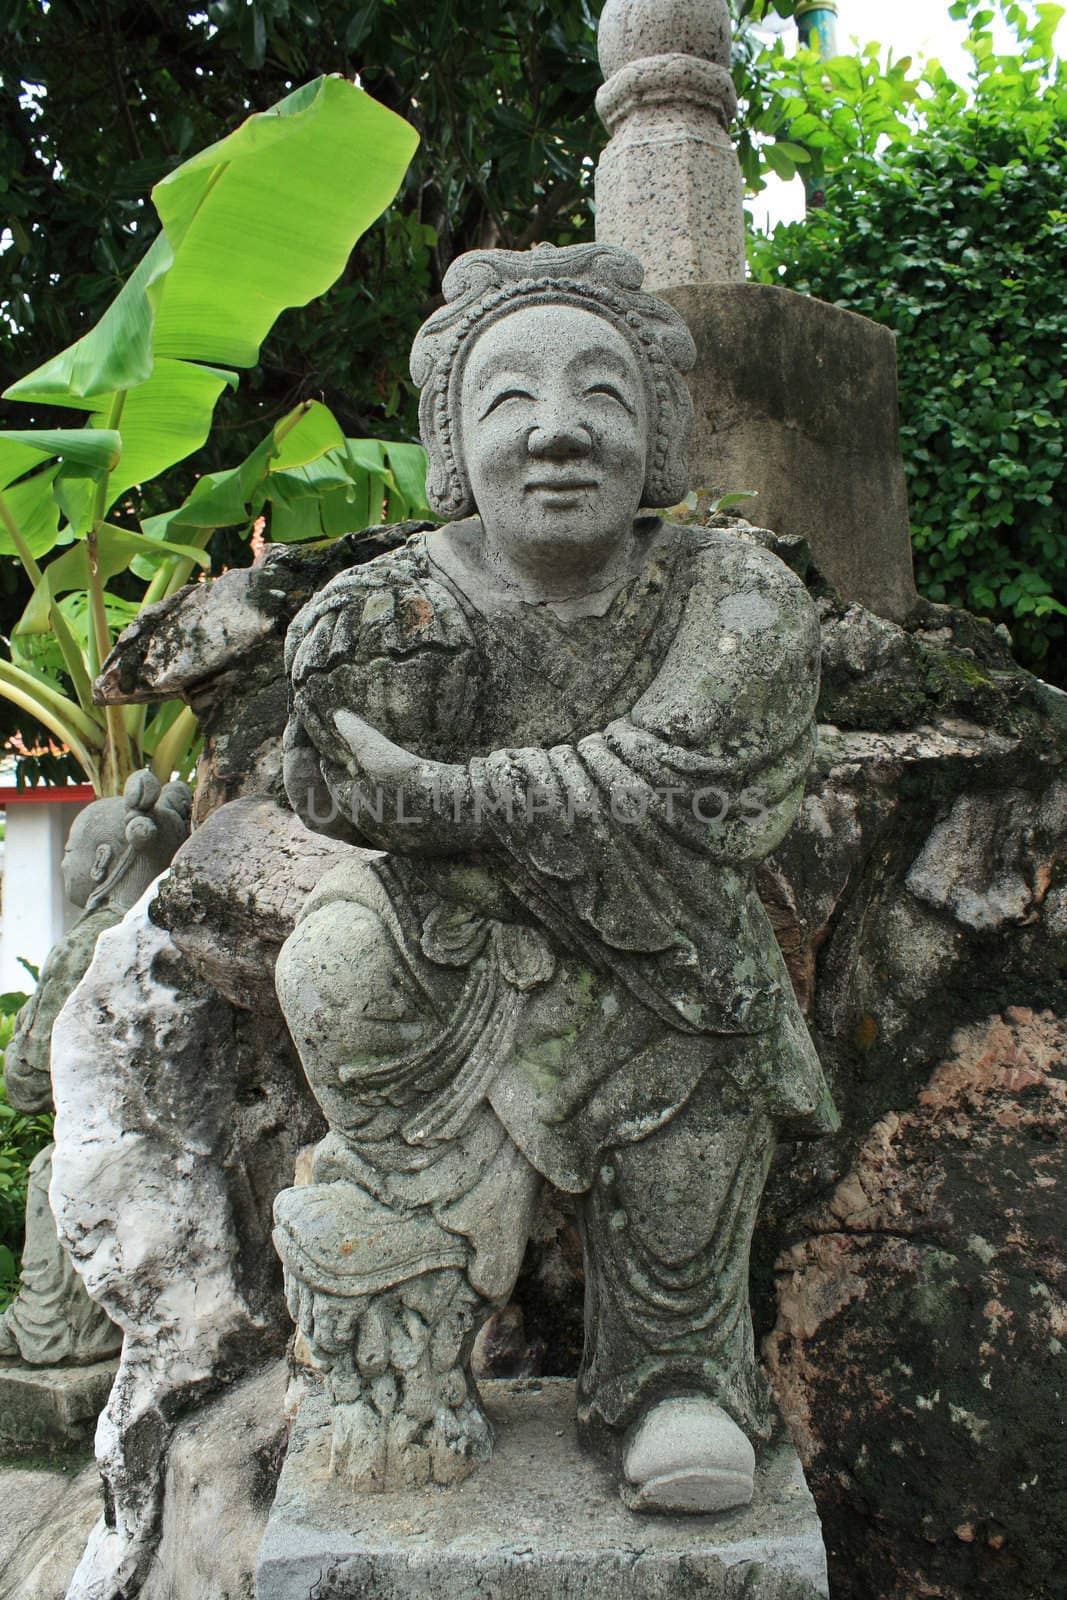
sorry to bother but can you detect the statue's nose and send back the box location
[527,410,592,460]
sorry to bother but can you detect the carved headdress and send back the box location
[410,242,696,518]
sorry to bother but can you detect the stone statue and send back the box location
[273,242,837,1514]
[0,771,191,1367]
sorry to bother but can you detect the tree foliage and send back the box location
[750,1,1067,677]
[0,74,421,792]
[2,2,805,450]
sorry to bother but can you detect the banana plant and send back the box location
[0,75,421,796]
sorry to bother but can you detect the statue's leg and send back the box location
[275,896,538,1491]
[0,1143,121,1367]
[575,1068,777,1513]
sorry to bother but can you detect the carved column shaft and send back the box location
[594,0,746,289]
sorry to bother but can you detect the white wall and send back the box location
[0,800,88,995]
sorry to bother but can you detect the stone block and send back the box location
[659,280,919,623]
[257,1378,828,1600]
[0,1358,115,1454]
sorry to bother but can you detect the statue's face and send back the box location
[458,304,649,562]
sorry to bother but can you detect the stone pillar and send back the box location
[594,0,919,623]
[595,0,746,289]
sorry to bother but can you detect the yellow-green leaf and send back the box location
[15,522,211,635]
[151,77,419,368]
[0,430,122,477]
[4,234,173,405]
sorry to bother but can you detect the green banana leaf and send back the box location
[0,76,419,794]
[136,402,430,569]
[4,76,419,538]
[3,237,172,404]
[0,431,122,476]
[16,524,211,636]
[150,77,418,368]
[0,430,123,560]
[133,400,347,566]
[266,437,431,542]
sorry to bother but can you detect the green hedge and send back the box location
[749,5,1067,679]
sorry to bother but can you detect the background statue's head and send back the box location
[61,770,193,913]
[410,243,696,526]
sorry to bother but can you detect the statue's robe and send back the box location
[277,519,836,1440]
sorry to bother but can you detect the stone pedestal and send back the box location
[257,1378,829,1600]
[0,1358,115,1455]
[659,280,919,622]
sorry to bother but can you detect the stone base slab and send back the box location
[0,1358,115,1455]
[257,1378,828,1599]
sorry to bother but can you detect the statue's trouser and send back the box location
[574,1073,776,1455]
[275,1082,776,1474]
[274,882,779,1485]
[0,1144,121,1367]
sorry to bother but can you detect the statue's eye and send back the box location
[482,388,535,418]
[585,383,634,413]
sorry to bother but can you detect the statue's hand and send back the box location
[332,709,463,852]
[333,709,423,786]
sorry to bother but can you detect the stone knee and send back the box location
[276,901,433,1124]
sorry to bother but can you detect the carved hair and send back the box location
[410,243,696,517]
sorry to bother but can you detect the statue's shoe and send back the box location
[621,1395,756,1514]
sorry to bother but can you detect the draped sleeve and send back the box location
[429,533,821,1036]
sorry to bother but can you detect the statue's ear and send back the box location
[91,842,113,883]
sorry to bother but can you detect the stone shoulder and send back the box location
[669,523,821,669]
[684,524,816,613]
[285,530,474,688]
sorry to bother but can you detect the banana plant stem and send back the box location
[87,395,137,790]
[0,488,102,716]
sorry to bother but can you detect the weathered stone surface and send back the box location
[155,793,364,1009]
[0,1362,288,1600]
[94,526,417,824]
[139,1360,289,1600]
[1,773,190,1371]
[595,0,746,288]
[765,1010,1067,1600]
[257,1378,829,1600]
[659,283,918,624]
[0,1456,102,1600]
[49,874,325,1600]
[0,1357,116,1452]
[721,562,1067,1599]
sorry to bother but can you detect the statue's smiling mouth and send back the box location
[525,477,598,493]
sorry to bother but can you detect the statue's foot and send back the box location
[621,1395,755,1515]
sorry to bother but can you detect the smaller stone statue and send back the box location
[0,771,192,1367]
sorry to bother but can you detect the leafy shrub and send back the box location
[750,2,1067,678]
